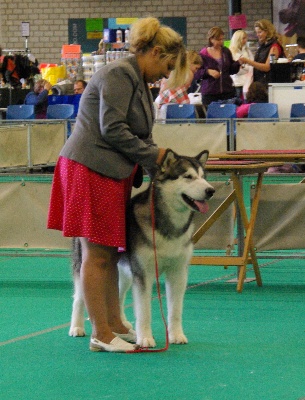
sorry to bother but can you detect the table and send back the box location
[211,150,305,162]
[191,159,284,293]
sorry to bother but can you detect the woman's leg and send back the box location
[79,238,129,344]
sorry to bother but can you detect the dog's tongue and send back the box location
[284,23,297,37]
[194,200,209,213]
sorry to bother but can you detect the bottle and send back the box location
[301,66,305,81]
[116,28,122,43]
[124,27,130,43]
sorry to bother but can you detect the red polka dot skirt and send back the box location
[47,156,135,249]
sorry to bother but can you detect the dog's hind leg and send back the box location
[69,270,86,337]
[165,266,188,344]
[118,263,133,330]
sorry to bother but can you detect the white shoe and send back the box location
[113,329,137,343]
[90,336,139,352]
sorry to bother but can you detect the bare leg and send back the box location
[79,238,129,344]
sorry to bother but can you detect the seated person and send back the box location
[292,36,305,61]
[236,81,268,118]
[73,79,87,94]
[24,79,52,119]
[155,50,202,107]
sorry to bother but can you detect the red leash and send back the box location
[127,181,169,353]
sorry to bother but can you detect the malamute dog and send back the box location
[69,149,215,348]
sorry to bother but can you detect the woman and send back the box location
[194,26,242,107]
[239,19,285,86]
[24,79,52,119]
[236,81,268,118]
[47,17,187,353]
[155,50,202,106]
[229,29,254,99]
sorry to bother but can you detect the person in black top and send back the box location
[292,36,305,61]
[240,19,285,86]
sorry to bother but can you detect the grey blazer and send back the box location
[60,55,159,179]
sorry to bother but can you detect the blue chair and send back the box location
[290,103,305,120]
[206,103,237,149]
[72,94,82,116]
[47,104,75,137]
[165,104,196,122]
[6,104,35,120]
[248,103,279,119]
[206,102,237,119]
[46,104,75,119]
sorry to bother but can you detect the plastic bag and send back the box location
[188,92,202,105]
[40,65,67,85]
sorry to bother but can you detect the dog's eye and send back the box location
[184,174,193,180]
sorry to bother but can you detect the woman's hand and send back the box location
[208,69,221,79]
[156,148,167,165]
[239,56,249,65]
[44,81,52,91]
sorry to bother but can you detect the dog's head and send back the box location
[279,0,300,36]
[155,149,215,213]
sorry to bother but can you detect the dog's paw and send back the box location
[69,327,86,337]
[137,336,156,348]
[169,332,188,344]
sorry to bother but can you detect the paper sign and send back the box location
[116,18,138,25]
[21,22,30,37]
[228,14,247,30]
[87,32,103,39]
[86,18,103,32]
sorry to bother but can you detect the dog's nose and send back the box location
[206,187,215,199]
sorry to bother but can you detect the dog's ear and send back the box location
[160,149,179,172]
[196,150,209,167]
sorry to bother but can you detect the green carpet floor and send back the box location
[0,256,305,400]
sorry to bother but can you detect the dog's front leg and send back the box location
[133,273,156,348]
[165,266,188,344]
[69,271,86,337]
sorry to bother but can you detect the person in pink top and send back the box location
[236,81,268,118]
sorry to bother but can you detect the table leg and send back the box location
[231,172,263,291]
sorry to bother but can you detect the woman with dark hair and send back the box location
[240,19,285,86]
[236,81,268,118]
[194,26,242,107]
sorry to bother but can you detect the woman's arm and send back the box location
[240,44,281,73]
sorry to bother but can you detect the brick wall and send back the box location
[1,0,272,64]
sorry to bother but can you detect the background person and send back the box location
[194,26,242,107]
[236,81,268,118]
[239,19,285,87]
[74,79,87,94]
[47,16,187,353]
[292,36,305,60]
[155,50,202,118]
[155,50,202,106]
[24,79,52,119]
[229,29,254,100]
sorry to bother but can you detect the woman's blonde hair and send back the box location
[254,19,279,42]
[187,50,202,66]
[129,17,187,88]
[229,30,248,55]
